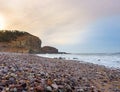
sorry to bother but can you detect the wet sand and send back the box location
[0,52,120,92]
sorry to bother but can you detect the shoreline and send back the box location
[0,52,120,92]
[37,53,120,69]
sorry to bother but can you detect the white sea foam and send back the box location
[37,54,120,68]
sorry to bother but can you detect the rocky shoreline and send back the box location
[0,52,120,92]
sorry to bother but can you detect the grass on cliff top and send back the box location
[0,30,29,42]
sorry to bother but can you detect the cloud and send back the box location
[0,0,120,49]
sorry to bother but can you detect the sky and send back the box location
[0,0,120,53]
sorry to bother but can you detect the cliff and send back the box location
[0,30,42,53]
[0,30,59,54]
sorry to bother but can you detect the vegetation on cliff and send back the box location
[0,30,29,42]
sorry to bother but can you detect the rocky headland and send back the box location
[41,46,58,54]
[0,30,58,54]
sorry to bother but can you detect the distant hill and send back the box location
[0,30,58,54]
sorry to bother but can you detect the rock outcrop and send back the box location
[0,30,59,54]
[0,30,42,53]
[41,46,58,53]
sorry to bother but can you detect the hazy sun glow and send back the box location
[0,14,5,30]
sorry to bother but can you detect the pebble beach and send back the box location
[0,52,120,92]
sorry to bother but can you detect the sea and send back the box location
[37,53,120,69]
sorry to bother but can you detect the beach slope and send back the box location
[0,52,120,92]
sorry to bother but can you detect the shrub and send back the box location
[0,30,28,42]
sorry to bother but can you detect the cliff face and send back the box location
[41,46,58,53]
[0,31,42,53]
